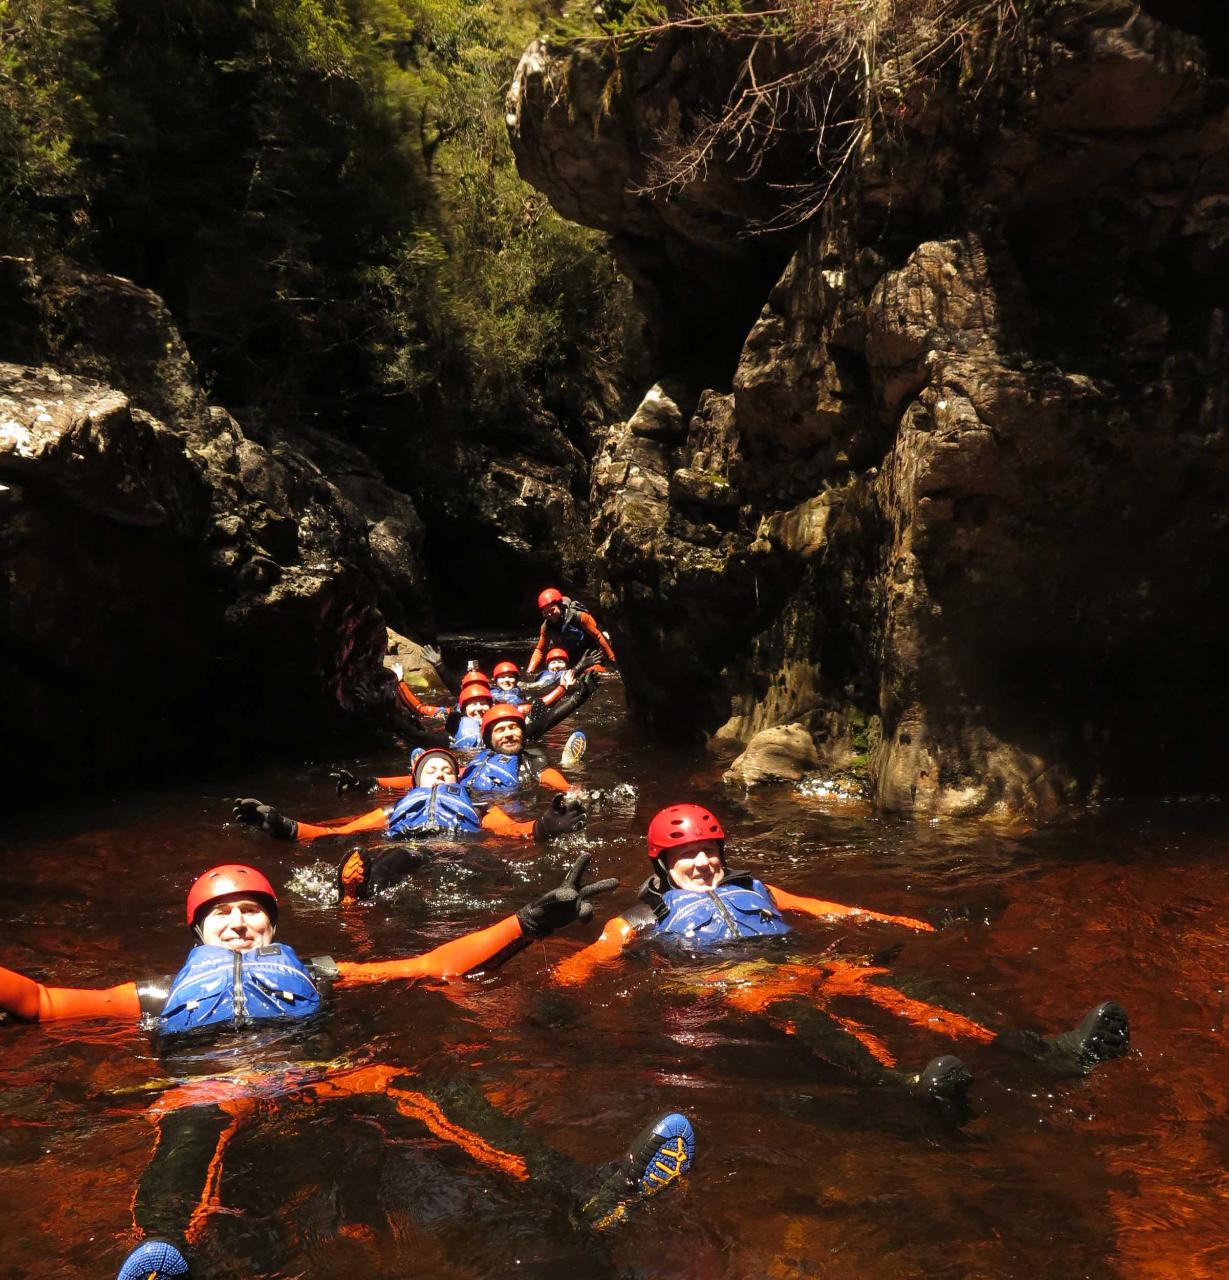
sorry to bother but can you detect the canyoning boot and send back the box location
[995,1001,1130,1074]
[560,731,587,769]
[1045,1001,1130,1070]
[116,1238,190,1280]
[905,1054,973,1109]
[337,847,373,904]
[578,1112,695,1230]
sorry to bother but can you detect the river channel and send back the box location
[2,635,1226,1278]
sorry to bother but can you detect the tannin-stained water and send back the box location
[2,637,1227,1278]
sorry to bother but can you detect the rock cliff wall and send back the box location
[0,260,430,797]
[509,0,1229,815]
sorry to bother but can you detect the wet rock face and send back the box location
[507,37,795,382]
[0,261,430,797]
[517,5,1229,814]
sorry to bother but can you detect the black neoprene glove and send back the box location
[231,798,298,840]
[574,648,604,675]
[516,852,619,938]
[533,793,587,842]
[331,768,378,797]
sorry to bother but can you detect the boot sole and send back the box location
[1078,1000,1130,1066]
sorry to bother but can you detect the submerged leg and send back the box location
[337,844,431,903]
[577,1113,696,1231]
[994,1001,1130,1075]
[760,996,973,1110]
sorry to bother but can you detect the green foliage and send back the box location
[0,0,633,434]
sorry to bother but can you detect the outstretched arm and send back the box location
[481,794,587,841]
[233,798,388,844]
[577,611,616,664]
[0,963,143,1022]
[549,909,649,987]
[336,854,618,984]
[335,915,529,985]
[765,885,934,932]
[525,673,595,741]
[525,622,549,674]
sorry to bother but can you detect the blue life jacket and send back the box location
[159,944,322,1036]
[524,670,564,694]
[386,782,483,837]
[490,685,525,705]
[655,878,792,945]
[460,749,531,794]
[450,716,483,750]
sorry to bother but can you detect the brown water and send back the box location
[2,638,1228,1279]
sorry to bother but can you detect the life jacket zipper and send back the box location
[707,888,742,938]
[231,951,248,1027]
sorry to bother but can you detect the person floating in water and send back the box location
[527,588,617,674]
[0,859,692,1278]
[399,662,597,756]
[231,736,587,865]
[320,743,583,902]
[552,804,1131,1106]
[334,703,577,802]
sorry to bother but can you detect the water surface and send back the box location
[2,639,1226,1278]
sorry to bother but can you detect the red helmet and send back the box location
[538,587,564,612]
[459,685,492,710]
[545,647,569,665]
[481,702,525,745]
[410,747,460,786]
[459,670,489,689]
[646,805,726,862]
[186,864,278,929]
[493,660,519,679]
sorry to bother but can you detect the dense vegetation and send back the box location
[0,0,636,443]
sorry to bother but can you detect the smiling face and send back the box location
[663,840,726,893]
[488,718,524,755]
[547,658,566,672]
[495,674,518,691]
[197,893,275,952]
[462,696,491,720]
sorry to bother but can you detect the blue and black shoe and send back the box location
[560,731,587,769]
[579,1112,695,1229]
[116,1238,190,1280]
[630,1111,694,1196]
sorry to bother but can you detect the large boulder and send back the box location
[0,261,433,798]
[724,724,821,788]
[516,3,1229,815]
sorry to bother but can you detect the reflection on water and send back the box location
[2,644,1229,1277]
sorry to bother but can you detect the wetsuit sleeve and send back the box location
[334,914,530,985]
[766,885,935,932]
[577,611,616,663]
[538,768,571,793]
[526,623,548,674]
[294,806,389,843]
[525,677,594,741]
[375,774,417,790]
[0,964,142,1022]
[480,806,537,840]
[550,913,644,986]
[396,681,447,721]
